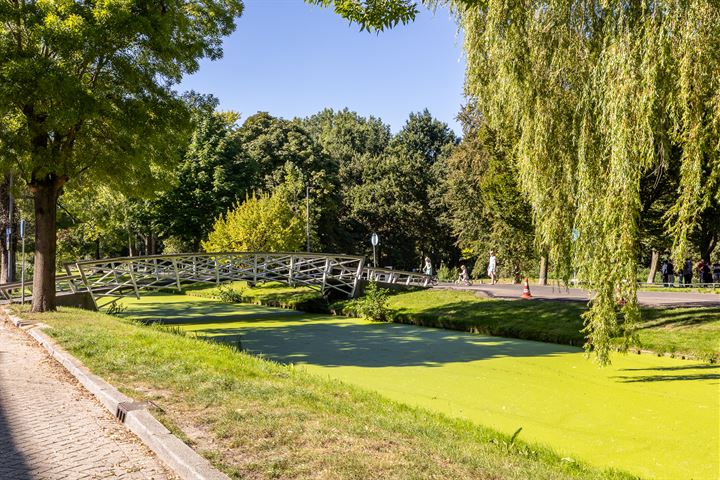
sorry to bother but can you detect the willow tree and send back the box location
[0,0,243,312]
[314,0,720,364]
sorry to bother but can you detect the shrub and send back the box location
[352,281,390,322]
[202,192,304,253]
[437,263,458,281]
[217,284,245,303]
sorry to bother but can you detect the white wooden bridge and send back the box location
[0,252,431,309]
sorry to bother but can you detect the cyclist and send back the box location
[456,264,472,286]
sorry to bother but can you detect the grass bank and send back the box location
[10,305,632,480]
[188,282,720,362]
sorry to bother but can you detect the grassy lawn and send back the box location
[80,294,720,479]
[188,282,720,362]
[9,303,636,480]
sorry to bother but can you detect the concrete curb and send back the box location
[3,309,230,480]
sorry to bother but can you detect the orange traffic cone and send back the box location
[521,277,532,299]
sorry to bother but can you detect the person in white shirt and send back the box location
[487,250,497,285]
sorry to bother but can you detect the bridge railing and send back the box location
[68,252,366,309]
[2,252,433,309]
[361,267,432,287]
[0,274,82,301]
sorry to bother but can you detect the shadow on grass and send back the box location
[182,321,579,368]
[121,297,581,368]
[639,307,720,329]
[612,364,720,383]
[119,300,306,326]
[389,299,588,346]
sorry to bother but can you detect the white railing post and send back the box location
[289,255,294,285]
[172,258,182,291]
[126,261,141,299]
[350,258,365,298]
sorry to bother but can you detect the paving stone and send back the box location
[0,320,176,480]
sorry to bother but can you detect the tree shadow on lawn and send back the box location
[612,364,720,383]
[118,300,306,326]
[199,321,581,368]
[638,307,720,329]
[390,299,588,345]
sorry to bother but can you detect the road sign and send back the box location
[371,233,379,246]
[19,219,25,239]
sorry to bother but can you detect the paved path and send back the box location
[439,282,720,307]
[0,319,174,480]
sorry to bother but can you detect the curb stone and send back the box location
[2,308,230,480]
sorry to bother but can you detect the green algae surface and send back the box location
[119,294,720,480]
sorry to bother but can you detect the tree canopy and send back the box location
[0,0,244,311]
[203,190,305,253]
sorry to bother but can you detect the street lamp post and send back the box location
[371,233,379,268]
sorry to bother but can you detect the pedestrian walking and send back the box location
[697,259,706,285]
[702,261,712,284]
[661,259,669,286]
[683,259,693,286]
[487,250,497,285]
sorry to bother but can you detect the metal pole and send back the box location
[305,183,310,252]
[373,244,377,268]
[20,229,25,305]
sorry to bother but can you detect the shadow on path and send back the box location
[0,351,33,480]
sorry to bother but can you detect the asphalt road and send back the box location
[438,282,720,307]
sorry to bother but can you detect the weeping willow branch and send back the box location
[455,0,720,365]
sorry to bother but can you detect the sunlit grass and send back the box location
[11,304,635,480]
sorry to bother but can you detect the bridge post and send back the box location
[252,254,258,284]
[215,258,220,285]
[321,258,330,296]
[288,255,294,286]
[77,265,98,311]
[126,261,141,299]
[350,258,365,298]
[171,258,181,291]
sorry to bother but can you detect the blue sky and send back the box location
[178,0,466,134]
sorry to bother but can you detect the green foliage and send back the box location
[302,108,392,253]
[343,111,458,268]
[0,0,243,191]
[155,102,251,250]
[306,0,418,31]
[0,0,244,309]
[437,263,458,281]
[445,107,535,280]
[452,1,720,364]
[216,284,245,303]
[202,190,304,253]
[105,302,127,316]
[351,281,390,322]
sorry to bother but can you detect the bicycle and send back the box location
[454,277,473,287]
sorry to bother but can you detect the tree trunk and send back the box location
[145,234,156,256]
[646,250,659,284]
[128,231,135,257]
[30,177,64,312]
[538,256,548,285]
